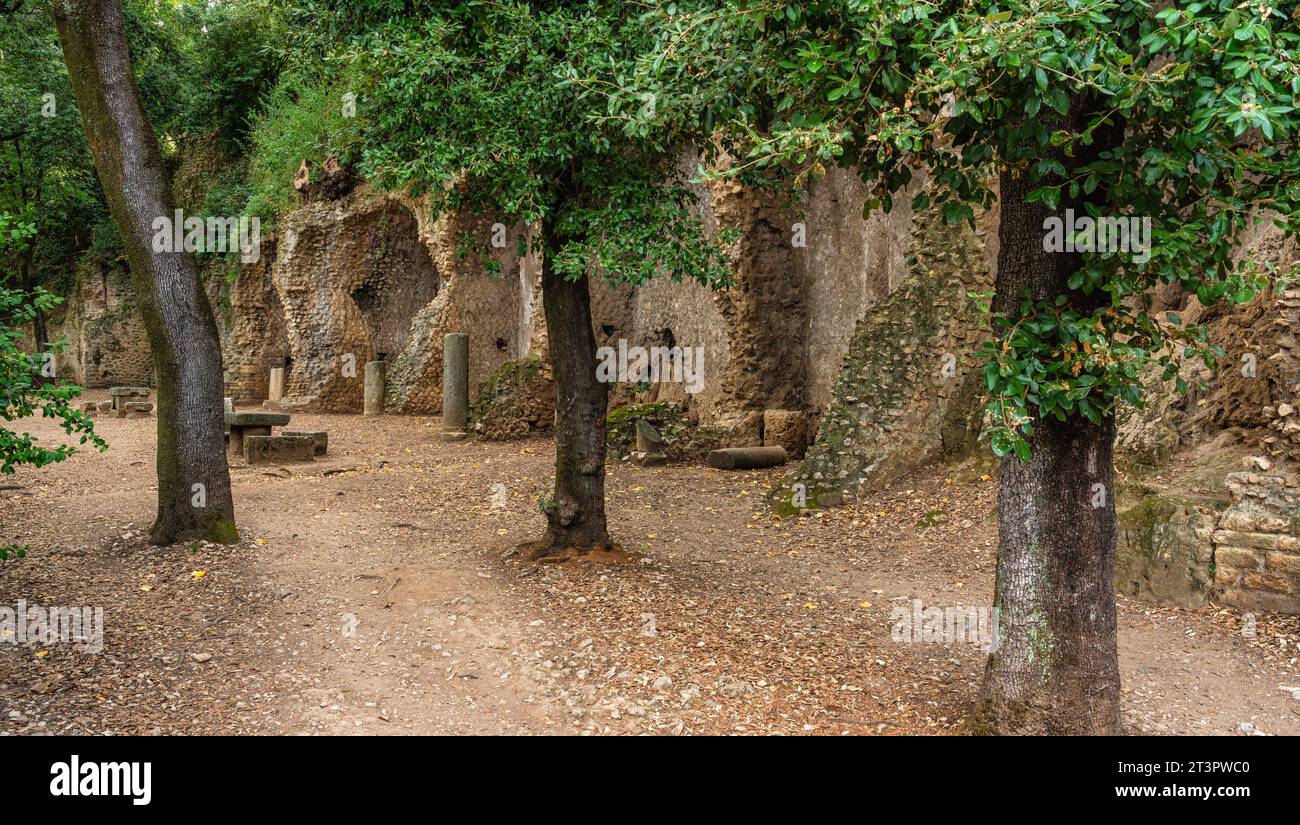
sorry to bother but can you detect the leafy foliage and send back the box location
[625,0,1300,456]
[0,287,101,464]
[276,0,735,286]
[0,214,104,566]
[243,71,361,225]
[173,0,287,144]
[2,0,287,297]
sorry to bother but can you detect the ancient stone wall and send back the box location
[1214,471,1300,613]
[768,201,995,512]
[1113,221,1299,610]
[1252,217,1300,462]
[217,245,289,406]
[272,193,441,411]
[47,257,153,388]
[385,210,541,414]
[602,161,957,441]
[1116,488,1219,608]
[796,168,917,411]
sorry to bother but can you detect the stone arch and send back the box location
[266,193,442,411]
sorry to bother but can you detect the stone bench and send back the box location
[225,411,290,458]
[245,434,315,464]
[282,430,328,456]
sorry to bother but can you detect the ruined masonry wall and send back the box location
[771,201,995,511]
[1214,472,1300,613]
[47,259,154,388]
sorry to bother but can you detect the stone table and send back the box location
[109,386,150,410]
[225,411,290,458]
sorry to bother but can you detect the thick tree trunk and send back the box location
[53,0,237,545]
[535,221,612,553]
[970,141,1122,735]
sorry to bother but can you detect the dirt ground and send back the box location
[2,393,1298,736]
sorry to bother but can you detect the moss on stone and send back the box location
[605,401,731,462]
[205,517,241,545]
[474,354,544,402]
[1115,491,1215,608]
[468,355,553,440]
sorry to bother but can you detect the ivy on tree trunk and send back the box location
[971,113,1124,735]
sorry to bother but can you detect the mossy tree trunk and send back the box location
[53,0,237,545]
[536,216,611,553]
[970,110,1124,735]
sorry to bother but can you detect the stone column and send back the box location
[442,332,469,439]
[268,367,285,402]
[363,360,386,415]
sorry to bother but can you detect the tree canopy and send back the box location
[284,0,734,284]
[621,0,1300,458]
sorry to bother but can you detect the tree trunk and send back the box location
[53,0,237,545]
[535,220,612,553]
[18,250,49,354]
[970,133,1122,735]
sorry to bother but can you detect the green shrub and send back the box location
[244,72,363,227]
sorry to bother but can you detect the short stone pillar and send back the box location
[632,419,667,467]
[363,360,385,416]
[442,333,469,439]
[268,367,285,403]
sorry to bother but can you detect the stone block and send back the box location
[109,386,149,410]
[125,401,153,418]
[225,412,288,458]
[1115,495,1216,608]
[1214,545,1262,570]
[244,435,315,464]
[225,411,290,428]
[763,409,810,458]
[1265,551,1300,575]
[228,425,270,458]
[631,451,667,467]
[1212,529,1280,550]
[635,419,663,453]
[282,430,328,456]
[1214,563,1242,585]
[1242,571,1293,594]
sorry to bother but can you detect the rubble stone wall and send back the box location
[47,258,153,388]
[769,201,996,512]
[1214,471,1300,614]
